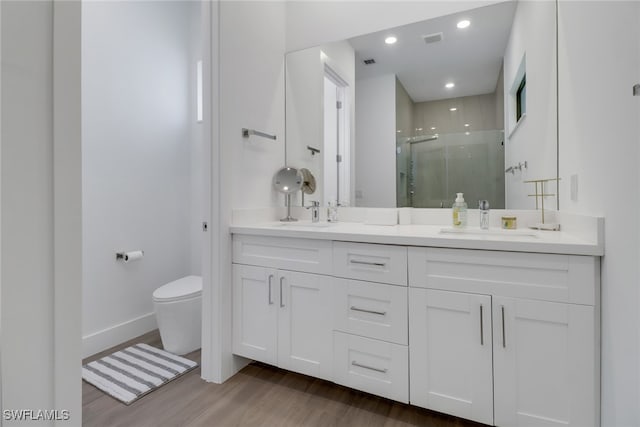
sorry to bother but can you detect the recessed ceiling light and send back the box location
[385,36,397,45]
[449,107,458,112]
[431,127,436,130]
[417,128,423,131]
[445,82,455,89]
[457,20,471,29]
[465,132,470,135]
[397,130,402,133]
[464,123,470,127]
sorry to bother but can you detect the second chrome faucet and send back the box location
[306,201,320,222]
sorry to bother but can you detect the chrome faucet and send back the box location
[306,201,320,222]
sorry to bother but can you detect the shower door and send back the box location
[398,130,505,209]
[410,137,447,208]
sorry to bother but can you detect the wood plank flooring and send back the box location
[83,330,487,427]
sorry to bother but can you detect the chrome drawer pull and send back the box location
[480,304,484,346]
[501,305,506,348]
[280,277,285,308]
[350,306,387,316]
[351,361,387,373]
[268,274,274,305]
[349,260,386,267]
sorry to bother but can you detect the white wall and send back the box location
[1,1,82,422]
[53,0,83,420]
[355,74,397,207]
[1,0,3,413]
[82,1,201,357]
[558,1,640,425]
[221,2,286,211]
[217,0,287,380]
[1,1,56,420]
[503,0,557,210]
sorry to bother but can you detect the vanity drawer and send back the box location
[333,331,409,403]
[333,242,407,286]
[408,247,598,305]
[232,235,332,275]
[333,278,408,345]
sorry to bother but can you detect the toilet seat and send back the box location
[153,275,202,303]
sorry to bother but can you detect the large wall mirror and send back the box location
[285,0,558,210]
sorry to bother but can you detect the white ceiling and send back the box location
[349,1,517,103]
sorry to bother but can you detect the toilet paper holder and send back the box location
[116,250,144,262]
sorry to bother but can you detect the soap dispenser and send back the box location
[479,200,490,229]
[452,193,467,228]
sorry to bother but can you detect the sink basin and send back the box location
[439,227,539,238]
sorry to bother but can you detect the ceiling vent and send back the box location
[423,32,444,44]
[363,58,376,65]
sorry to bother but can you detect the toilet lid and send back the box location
[153,275,202,302]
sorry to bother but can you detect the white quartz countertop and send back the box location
[229,221,604,256]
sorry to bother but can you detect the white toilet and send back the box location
[153,275,202,355]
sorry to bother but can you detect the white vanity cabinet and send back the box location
[408,247,600,427]
[232,236,334,380]
[231,232,601,427]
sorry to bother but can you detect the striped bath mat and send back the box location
[82,343,198,405]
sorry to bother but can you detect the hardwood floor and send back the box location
[83,331,487,427]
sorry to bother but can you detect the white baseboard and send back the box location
[83,312,158,358]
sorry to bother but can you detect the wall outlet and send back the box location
[570,174,578,201]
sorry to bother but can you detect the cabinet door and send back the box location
[232,264,278,365]
[409,288,493,425]
[278,270,333,380]
[493,297,597,427]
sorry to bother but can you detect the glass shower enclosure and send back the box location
[397,130,505,209]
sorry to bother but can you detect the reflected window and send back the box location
[516,74,526,121]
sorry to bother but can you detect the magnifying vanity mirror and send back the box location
[273,166,304,221]
[285,0,558,211]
